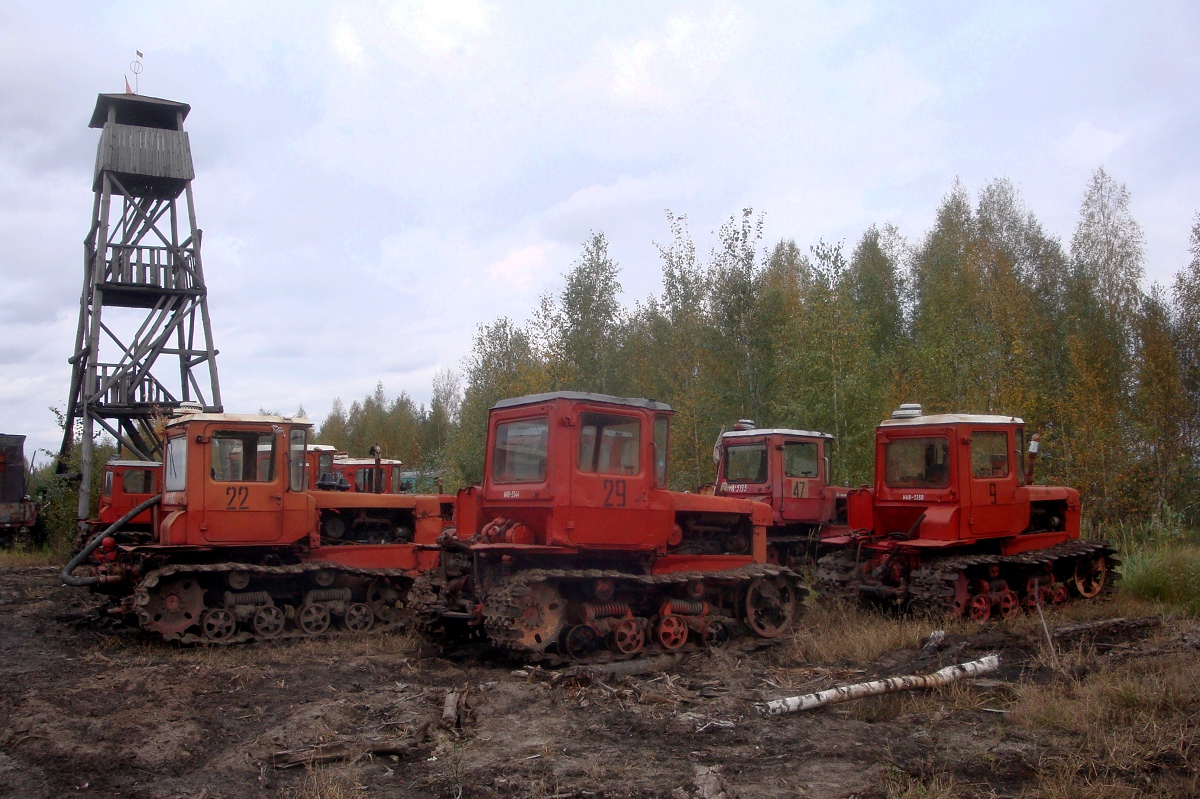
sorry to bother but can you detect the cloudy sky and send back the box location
[2,1,1198,457]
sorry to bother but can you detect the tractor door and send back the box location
[966,428,1022,536]
[568,408,661,548]
[202,426,285,543]
[779,438,824,523]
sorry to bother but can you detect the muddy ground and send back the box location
[0,566,1196,799]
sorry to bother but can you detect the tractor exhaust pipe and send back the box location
[60,493,161,587]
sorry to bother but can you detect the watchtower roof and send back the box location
[90,93,191,130]
[492,391,673,413]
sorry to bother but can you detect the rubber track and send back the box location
[134,561,415,645]
[481,563,808,663]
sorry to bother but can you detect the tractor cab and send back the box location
[334,457,405,494]
[305,444,342,490]
[158,414,315,548]
[714,422,845,528]
[841,404,1070,547]
[98,459,161,529]
[458,392,675,552]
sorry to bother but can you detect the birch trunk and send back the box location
[758,654,1000,715]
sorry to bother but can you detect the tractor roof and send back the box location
[335,457,404,466]
[307,444,339,452]
[722,428,834,440]
[165,413,312,429]
[105,459,162,467]
[880,413,1023,428]
[492,391,673,413]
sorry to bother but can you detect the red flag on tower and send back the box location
[125,76,134,94]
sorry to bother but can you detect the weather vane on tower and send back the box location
[127,50,143,94]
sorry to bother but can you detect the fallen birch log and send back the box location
[757,654,1000,715]
[271,721,431,768]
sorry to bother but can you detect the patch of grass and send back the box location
[1099,506,1200,616]
[884,768,961,799]
[1010,653,1200,795]
[1121,543,1200,616]
[0,548,61,567]
[286,766,363,799]
[785,601,963,664]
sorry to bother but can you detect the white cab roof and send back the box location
[880,413,1023,427]
[722,428,834,440]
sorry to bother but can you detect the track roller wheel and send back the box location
[1023,587,1049,614]
[1051,583,1069,604]
[298,603,331,636]
[654,615,689,651]
[1072,555,1108,599]
[611,618,645,655]
[703,619,730,647]
[199,608,237,641]
[252,605,285,638]
[997,589,1020,620]
[343,602,374,633]
[562,625,601,660]
[744,577,797,638]
[967,594,991,623]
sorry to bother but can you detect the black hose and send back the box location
[60,493,162,587]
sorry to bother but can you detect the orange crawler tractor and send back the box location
[713,421,849,567]
[63,412,453,642]
[815,404,1118,620]
[414,392,806,663]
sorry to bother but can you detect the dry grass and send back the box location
[786,600,967,664]
[285,766,363,799]
[884,769,962,799]
[0,549,61,567]
[1010,653,1200,797]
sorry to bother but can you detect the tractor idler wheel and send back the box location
[562,625,601,660]
[252,605,285,638]
[200,608,237,641]
[142,576,206,638]
[655,615,689,651]
[343,602,375,633]
[298,603,331,636]
[611,618,645,655]
[366,578,400,624]
[744,577,797,638]
[1072,556,1108,599]
[997,589,1020,620]
[967,594,992,623]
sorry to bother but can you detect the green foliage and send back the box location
[1105,508,1200,616]
[310,175,1200,533]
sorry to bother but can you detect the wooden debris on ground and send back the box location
[1052,616,1162,639]
[757,654,1001,715]
[270,721,431,769]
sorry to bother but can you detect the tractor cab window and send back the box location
[971,431,1009,478]
[725,444,767,483]
[288,429,306,491]
[1015,428,1026,486]
[103,470,113,497]
[885,436,950,488]
[355,469,375,493]
[492,417,549,483]
[319,453,333,478]
[783,442,820,478]
[578,412,641,475]
[123,468,156,495]
[165,436,187,492]
[211,431,276,482]
[653,416,669,488]
[391,466,401,494]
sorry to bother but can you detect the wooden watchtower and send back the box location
[60,93,222,528]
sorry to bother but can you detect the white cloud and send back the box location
[1061,121,1128,167]
[573,5,753,111]
[486,243,555,288]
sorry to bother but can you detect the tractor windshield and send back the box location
[783,441,819,478]
[885,436,950,489]
[492,417,549,483]
[123,468,156,494]
[578,412,641,475]
[724,444,767,483]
